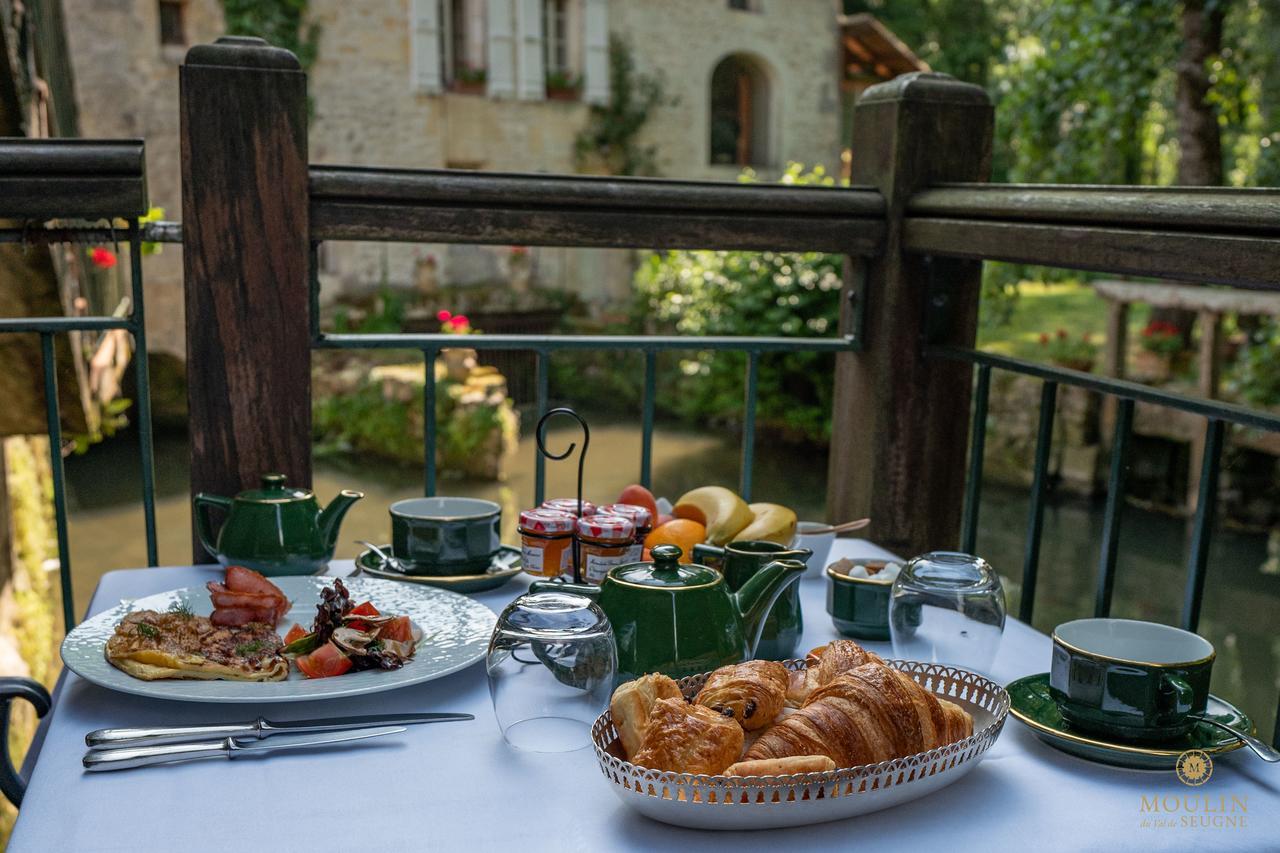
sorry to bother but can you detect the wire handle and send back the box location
[535,407,590,583]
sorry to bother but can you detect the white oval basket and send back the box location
[591,659,1009,830]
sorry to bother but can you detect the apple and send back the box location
[616,483,658,521]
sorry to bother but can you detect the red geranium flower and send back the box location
[437,310,452,322]
[1056,328,1068,340]
[449,315,469,329]
[1039,333,1050,345]
[90,247,117,269]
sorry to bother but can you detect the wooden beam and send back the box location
[904,217,1280,290]
[0,139,147,219]
[827,72,993,556]
[180,36,311,563]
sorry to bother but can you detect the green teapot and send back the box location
[194,474,364,576]
[535,543,806,682]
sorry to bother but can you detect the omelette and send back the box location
[105,610,288,682]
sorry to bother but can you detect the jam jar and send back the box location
[575,514,635,584]
[597,503,652,563]
[541,498,597,518]
[518,508,577,578]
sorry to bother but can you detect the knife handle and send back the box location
[83,740,228,772]
[86,721,260,749]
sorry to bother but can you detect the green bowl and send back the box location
[826,563,893,641]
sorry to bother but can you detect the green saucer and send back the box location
[357,544,523,594]
[1006,673,1252,770]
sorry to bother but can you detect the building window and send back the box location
[544,0,570,76]
[442,0,487,90]
[710,54,770,166]
[158,0,186,46]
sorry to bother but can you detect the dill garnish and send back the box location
[136,623,160,639]
[235,640,265,656]
[167,601,194,618]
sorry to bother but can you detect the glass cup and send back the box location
[486,591,616,753]
[889,552,1006,675]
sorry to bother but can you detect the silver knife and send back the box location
[83,726,406,772]
[86,712,472,749]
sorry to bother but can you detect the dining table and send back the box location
[8,538,1278,852]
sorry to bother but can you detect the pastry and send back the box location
[610,672,682,758]
[787,640,885,706]
[631,697,744,775]
[693,660,789,731]
[744,661,973,766]
[105,610,288,682]
[724,755,836,776]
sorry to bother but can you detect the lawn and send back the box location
[977,280,1152,361]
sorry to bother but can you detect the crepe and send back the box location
[105,610,288,682]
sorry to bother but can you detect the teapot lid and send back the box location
[237,473,314,503]
[613,544,721,589]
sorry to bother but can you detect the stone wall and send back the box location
[63,0,847,349]
[62,0,225,356]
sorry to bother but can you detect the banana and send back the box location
[734,502,797,545]
[673,486,754,546]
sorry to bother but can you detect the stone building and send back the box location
[61,0,880,355]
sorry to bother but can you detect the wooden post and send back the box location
[180,37,311,562]
[827,73,993,557]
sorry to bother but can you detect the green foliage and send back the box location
[331,286,409,334]
[627,165,844,443]
[1229,321,1280,408]
[842,0,1008,87]
[574,35,672,175]
[313,373,517,478]
[222,0,320,70]
[1037,328,1098,369]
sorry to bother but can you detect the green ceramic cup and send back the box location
[1049,618,1215,742]
[825,562,893,640]
[692,540,810,661]
[390,496,501,576]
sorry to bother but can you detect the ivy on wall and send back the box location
[574,35,673,176]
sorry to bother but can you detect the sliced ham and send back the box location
[210,605,279,627]
[225,566,287,603]
[206,582,283,611]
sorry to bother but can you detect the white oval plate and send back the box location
[61,576,496,703]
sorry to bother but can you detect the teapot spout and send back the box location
[732,559,806,658]
[317,489,364,554]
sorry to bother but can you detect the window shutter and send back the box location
[582,0,609,106]
[410,0,443,93]
[514,0,545,100]
[486,0,517,98]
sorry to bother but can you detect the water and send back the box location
[58,421,1280,738]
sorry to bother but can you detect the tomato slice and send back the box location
[350,601,380,617]
[283,623,307,645]
[380,616,413,643]
[294,642,352,679]
[347,620,370,633]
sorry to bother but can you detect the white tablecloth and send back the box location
[10,540,1279,852]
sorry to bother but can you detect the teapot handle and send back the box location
[193,494,232,561]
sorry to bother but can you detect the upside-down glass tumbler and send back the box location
[889,552,1006,675]
[486,591,616,752]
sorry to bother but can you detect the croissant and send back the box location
[693,660,789,731]
[744,662,973,767]
[610,672,682,758]
[631,697,745,775]
[787,640,885,707]
[725,755,837,776]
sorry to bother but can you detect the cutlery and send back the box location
[86,712,472,749]
[83,726,406,772]
[798,518,871,536]
[357,540,410,574]
[1192,715,1280,763]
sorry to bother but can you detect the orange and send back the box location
[643,518,707,562]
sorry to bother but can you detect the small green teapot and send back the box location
[194,474,364,576]
[536,543,806,682]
